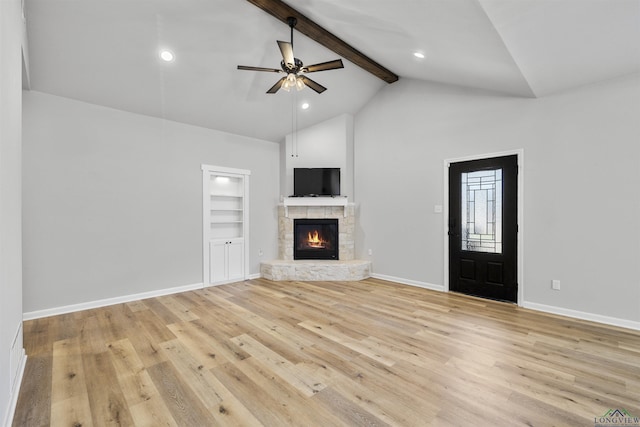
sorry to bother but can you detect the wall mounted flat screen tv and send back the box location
[293,168,340,197]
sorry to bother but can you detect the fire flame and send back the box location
[307,230,326,248]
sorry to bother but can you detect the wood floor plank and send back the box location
[230,333,326,397]
[107,339,177,426]
[125,299,148,313]
[146,361,218,426]
[313,387,391,427]
[237,356,348,426]
[160,339,263,426]
[22,317,55,356]
[166,319,249,367]
[506,390,596,426]
[197,292,324,363]
[127,399,179,427]
[78,315,108,355]
[50,337,94,427]
[82,351,136,426]
[11,355,52,427]
[139,298,183,325]
[12,277,640,426]
[317,364,438,425]
[107,338,163,406]
[94,304,136,343]
[156,295,200,322]
[298,320,396,366]
[133,308,177,343]
[53,312,81,342]
[187,302,251,338]
[346,355,446,421]
[212,361,297,426]
[127,321,171,368]
[228,293,304,328]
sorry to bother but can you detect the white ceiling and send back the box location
[24,0,640,142]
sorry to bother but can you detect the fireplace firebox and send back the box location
[294,219,339,260]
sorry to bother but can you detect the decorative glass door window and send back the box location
[461,169,502,253]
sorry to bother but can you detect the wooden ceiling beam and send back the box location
[246,0,399,84]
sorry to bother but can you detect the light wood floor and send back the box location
[13,278,640,426]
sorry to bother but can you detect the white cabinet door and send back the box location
[209,238,244,284]
[210,240,228,284]
[227,239,244,280]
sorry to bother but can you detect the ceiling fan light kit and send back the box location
[237,16,344,94]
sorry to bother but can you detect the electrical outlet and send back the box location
[368,249,373,256]
[551,279,561,290]
[258,249,263,257]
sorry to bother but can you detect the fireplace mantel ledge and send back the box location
[282,196,349,217]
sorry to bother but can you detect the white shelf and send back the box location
[282,196,349,217]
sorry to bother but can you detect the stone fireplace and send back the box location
[278,203,355,261]
[260,200,370,281]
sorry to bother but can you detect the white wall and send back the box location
[0,0,25,424]
[355,74,640,326]
[22,91,280,313]
[282,114,354,199]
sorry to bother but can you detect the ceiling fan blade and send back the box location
[299,75,326,94]
[277,40,295,66]
[303,59,344,73]
[237,65,282,73]
[266,76,287,94]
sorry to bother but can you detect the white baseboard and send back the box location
[3,352,26,427]
[247,273,261,280]
[523,301,640,331]
[370,273,445,292]
[23,282,204,321]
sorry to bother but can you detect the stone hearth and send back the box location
[261,259,371,281]
[260,201,371,281]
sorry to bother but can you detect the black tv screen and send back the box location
[294,168,340,196]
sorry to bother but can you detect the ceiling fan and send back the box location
[237,17,344,94]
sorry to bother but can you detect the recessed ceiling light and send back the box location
[159,49,175,62]
[413,52,425,59]
[301,102,310,110]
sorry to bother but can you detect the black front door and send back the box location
[449,155,518,303]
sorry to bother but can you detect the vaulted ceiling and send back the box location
[24,0,640,142]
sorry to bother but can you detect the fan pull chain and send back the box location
[291,90,298,157]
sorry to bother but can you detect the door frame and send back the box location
[443,149,524,306]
